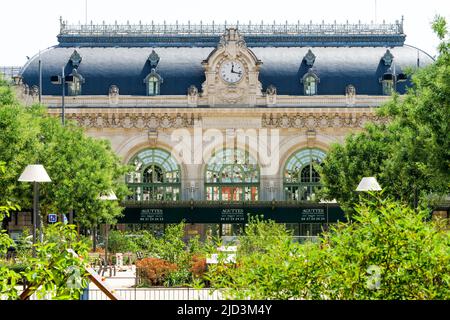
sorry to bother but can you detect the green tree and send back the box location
[319,16,450,210]
[0,80,130,232]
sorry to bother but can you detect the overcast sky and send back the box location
[0,0,448,66]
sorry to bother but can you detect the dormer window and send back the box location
[301,69,320,96]
[144,50,163,96]
[144,70,163,96]
[67,69,84,96]
[380,70,394,95]
[304,76,317,95]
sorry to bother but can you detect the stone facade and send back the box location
[34,28,395,203]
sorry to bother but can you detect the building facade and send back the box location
[16,19,437,240]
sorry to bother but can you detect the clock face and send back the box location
[220,60,244,83]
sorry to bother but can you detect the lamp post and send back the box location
[99,191,118,276]
[18,164,52,256]
[51,67,74,126]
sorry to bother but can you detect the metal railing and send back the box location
[0,66,21,81]
[59,20,403,37]
[80,286,223,300]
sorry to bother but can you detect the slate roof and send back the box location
[20,21,434,96]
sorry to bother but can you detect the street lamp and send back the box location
[51,67,74,126]
[98,190,118,276]
[355,177,382,192]
[18,164,51,256]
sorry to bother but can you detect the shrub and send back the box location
[190,255,207,279]
[136,257,178,286]
[206,196,450,300]
[107,230,138,254]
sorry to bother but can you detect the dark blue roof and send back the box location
[21,45,433,96]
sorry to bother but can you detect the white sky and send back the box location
[0,0,448,66]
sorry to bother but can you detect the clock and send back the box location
[219,60,244,83]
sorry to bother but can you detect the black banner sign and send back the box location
[119,204,346,224]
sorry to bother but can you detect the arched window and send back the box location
[126,148,180,202]
[302,69,319,96]
[304,76,317,95]
[284,148,326,201]
[205,149,259,201]
[144,69,163,96]
[381,78,394,95]
[148,76,160,95]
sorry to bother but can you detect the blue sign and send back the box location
[48,214,58,223]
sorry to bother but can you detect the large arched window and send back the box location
[205,149,259,201]
[126,148,181,202]
[284,148,326,201]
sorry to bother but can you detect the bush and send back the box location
[206,196,450,300]
[136,257,178,286]
[107,230,138,254]
[190,255,207,279]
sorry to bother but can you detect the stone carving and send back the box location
[148,113,158,128]
[148,50,160,68]
[279,114,289,128]
[109,85,119,95]
[266,85,277,105]
[160,114,172,128]
[219,87,245,104]
[261,113,387,128]
[382,49,394,66]
[70,113,197,129]
[30,85,39,97]
[187,85,198,106]
[345,84,356,106]
[188,85,198,97]
[266,85,277,96]
[219,28,247,49]
[122,115,132,129]
[304,49,316,66]
[109,85,120,105]
[70,50,82,68]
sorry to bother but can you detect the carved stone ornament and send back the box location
[382,49,394,66]
[217,27,248,51]
[188,85,198,96]
[148,50,160,68]
[70,50,82,68]
[109,85,119,96]
[219,87,245,104]
[345,85,356,106]
[71,113,197,129]
[304,49,316,66]
[261,113,387,129]
[30,85,39,96]
[266,85,277,96]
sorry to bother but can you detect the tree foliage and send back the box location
[1,223,90,300]
[206,198,450,300]
[0,80,129,228]
[319,16,450,211]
